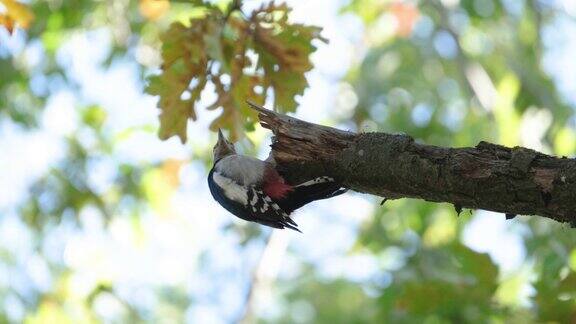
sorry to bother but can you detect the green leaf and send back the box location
[269,70,307,112]
[146,2,324,142]
[252,18,324,112]
[145,20,208,143]
[203,18,229,72]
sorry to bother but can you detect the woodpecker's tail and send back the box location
[277,177,347,214]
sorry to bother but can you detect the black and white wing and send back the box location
[208,168,300,231]
[245,187,300,231]
[276,176,348,214]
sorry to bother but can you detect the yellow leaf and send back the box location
[161,158,184,188]
[0,14,14,34]
[0,0,34,29]
[142,167,176,216]
[139,0,170,21]
[141,159,184,217]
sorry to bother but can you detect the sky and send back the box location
[2,0,576,322]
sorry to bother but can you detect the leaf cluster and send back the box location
[146,1,325,143]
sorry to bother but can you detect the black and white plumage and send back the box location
[208,129,347,231]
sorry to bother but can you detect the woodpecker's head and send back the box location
[213,129,236,162]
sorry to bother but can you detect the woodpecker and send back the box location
[208,129,346,231]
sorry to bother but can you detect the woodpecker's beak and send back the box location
[217,129,226,143]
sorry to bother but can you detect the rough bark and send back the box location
[248,102,576,226]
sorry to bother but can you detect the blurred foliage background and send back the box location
[1,0,576,323]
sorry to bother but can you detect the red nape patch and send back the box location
[264,181,293,199]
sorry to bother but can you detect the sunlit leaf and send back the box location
[340,0,386,24]
[570,249,576,272]
[554,127,576,156]
[139,0,170,21]
[141,160,184,216]
[82,105,107,129]
[146,20,209,143]
[203,18,227,71]
[494,73,521,146]
[146,2,324,142]
[0,0,34,30]
[252,4,325,112]
[0,14,14,34]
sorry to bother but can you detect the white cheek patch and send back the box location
[213,172,248,205]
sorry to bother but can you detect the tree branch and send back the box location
[248,102,576,226]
